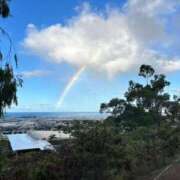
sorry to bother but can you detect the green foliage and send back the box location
[0,64,22,116]
[139,64,154,85]
[100,65,179,130]
[0,0,22,117]
[2,121,180,180]
[0,152,63,180]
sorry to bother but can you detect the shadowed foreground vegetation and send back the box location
[1,122,180,180]
[0,65,180,180]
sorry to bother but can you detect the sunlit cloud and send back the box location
[23,0,180,77]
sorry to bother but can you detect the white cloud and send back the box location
[157,59,180,72]
[23,0,180,78]
[125,0,178,16]
[21,70,51,78]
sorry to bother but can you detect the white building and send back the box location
[7,133,54,152]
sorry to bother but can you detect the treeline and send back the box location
[0,65,180,180]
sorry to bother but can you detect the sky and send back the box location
[2,0,180,112]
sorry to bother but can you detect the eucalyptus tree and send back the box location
[0,0,22,117]
[100,64,176,129]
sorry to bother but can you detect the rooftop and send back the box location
[7,133,54,152]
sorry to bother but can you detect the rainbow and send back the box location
[56,66,86,109]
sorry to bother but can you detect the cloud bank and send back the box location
[23,0,180,78]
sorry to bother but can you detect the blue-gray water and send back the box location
[4,112,108,121]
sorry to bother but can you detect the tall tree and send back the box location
[100,65,177,130]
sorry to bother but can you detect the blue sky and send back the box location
[2,0,180,112]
